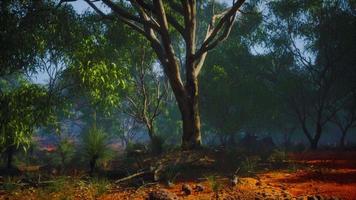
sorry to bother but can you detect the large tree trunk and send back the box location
[179,76,202,150]
[310,139,318,150]
[146,122,163,154]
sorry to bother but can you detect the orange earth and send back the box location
[1,151,356,200]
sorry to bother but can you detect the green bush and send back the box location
[1,177,18,192]
[90,177,111,197]
[45,176,68,193]
[82,127,113,174]
[207,175,221,200]
[240,156,259,174]
[268,149,287,164]
[57,138,75,172]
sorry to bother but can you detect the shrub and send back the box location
[90,177,111,197]
[1,177,18,192]
[207,175,221,200]
[57,138,75,172]
[240,156,259,174]
[268,149,287,164]
[82,127,113,175]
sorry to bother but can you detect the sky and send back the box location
[69,0,233,14]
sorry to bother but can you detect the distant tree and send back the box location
[263,0,356,149]
[331,93,356,148]
[59,0,247,149]
[200,10,277,146]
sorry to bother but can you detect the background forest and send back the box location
[0,0,356,199]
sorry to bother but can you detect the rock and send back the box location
[182,184,192,195]
[231,175,239,186]
[148,189,179,200]
[166,181,174,188]
[194,184,204,192]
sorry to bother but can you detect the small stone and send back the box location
[182,184,192,195]
[256,181,262,186]
[148,189,179,200]
[194,184,204,192]
[166,181,174,188]
[231,175,239,186]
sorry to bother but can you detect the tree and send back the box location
[0,78,55,168]
[200,7,279,146]
[0,0,79,76]
[59,0,247,149]
[331,93,356,148]
[62,14,129,129]
[123,43,168,152]
[263,0,356,149]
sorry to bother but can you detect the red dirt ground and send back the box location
[1,151,356,199]
[258,151,356,200]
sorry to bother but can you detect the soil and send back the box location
[1,150,355,200]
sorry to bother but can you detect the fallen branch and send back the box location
[115,170,151,183]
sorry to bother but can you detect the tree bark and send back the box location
[179,76,201,149]
[146,121,163,154]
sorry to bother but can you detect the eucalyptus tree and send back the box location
[59,0,247,149]
[200,13,278,146]
[263,0,356,149]
[331,95,356,148]
[0,1,83,168]
[123,41,168,150]
[62,13,129,129]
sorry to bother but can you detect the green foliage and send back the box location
[57,138,75,171]
[1,177,18,192]
[89,177,111,197]
[162,165,181,184]
[45,176,68,193]
[268,149,287,164]
[201,17,278,141]
[0,78,56,161]
[240,156,259,174]
[207,175,221,199]
[82,127,113,173]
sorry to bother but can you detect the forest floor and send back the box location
[1,150,356,200]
